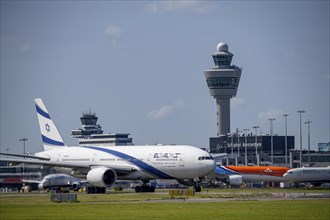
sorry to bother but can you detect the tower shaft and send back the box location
[216,98,230,136]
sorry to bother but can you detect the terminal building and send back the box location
[71,111,133,146]
[210,133,295,166]
[210,133,330,168]
[0,163,47,191]
[210,134,294,156]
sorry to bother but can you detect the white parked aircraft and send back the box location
[283,166,330,183]
[22,173,87,192]
[0,98,215,193]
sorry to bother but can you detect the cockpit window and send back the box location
[198,156,213,160]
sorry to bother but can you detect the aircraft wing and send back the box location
[0,157,137,174]
[0,152,50,160]
[0,158,90,168]
[21,179,41,184]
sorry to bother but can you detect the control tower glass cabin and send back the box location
[71,111,103,137]
[204,42,242,136]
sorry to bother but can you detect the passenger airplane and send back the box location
[212,165,290,186]
[22,173,87,192]
[283,166,330,183]
[0,98,215,193]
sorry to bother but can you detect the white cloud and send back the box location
[258,108,287,122]
[146,2,159,14]
[231,97,245,109]
[147,101,185,120]
[104,25,123,49]
[21,43,31,52]
[104,25,122,37]
[145,1,212,14]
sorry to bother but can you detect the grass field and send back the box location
[1,188,329,220]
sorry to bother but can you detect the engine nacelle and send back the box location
[72,182,82,191]
[176,179,195,186]
[86,167,117,188]
[228,175,243,186]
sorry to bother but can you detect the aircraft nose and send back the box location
[210,160,216,171]
[40,179,49,189]
[204,160,216,175]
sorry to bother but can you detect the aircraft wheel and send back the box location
[194,186,201,192]
[86,187,91,194]
[96,187,106,194]
[135,186,141,193]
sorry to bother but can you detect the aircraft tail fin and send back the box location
[34,98,67,150]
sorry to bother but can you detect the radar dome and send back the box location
[216,42,228,52]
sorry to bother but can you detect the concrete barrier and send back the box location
[50,193,77,203]
[169,189,194,198]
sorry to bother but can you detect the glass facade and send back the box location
[210,135,295,156]
[206,77,239,89]
[81,117,97,126]
[213,55,232,66]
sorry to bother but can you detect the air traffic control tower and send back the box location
[204,42,242,136]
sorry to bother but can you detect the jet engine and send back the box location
[72,182,82,191]
[86,167,117,188]
[228,175,243,186]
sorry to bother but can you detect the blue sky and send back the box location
[1,1,329,154]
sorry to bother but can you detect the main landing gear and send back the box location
[193,185,202,192]
[176,178,203,192]
[86,186,106,194]
[135,182,155,193]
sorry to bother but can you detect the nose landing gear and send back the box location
[193,185,201,192]
[135,181,155,193]
[86,186,106,194]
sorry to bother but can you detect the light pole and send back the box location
[19,137,28,180]
[237,130,241,158]
[243,128,249,165]
[19,137,28,158]
[283,114,289,167]
[230,133,234,158]
[268,118,275,164]
[305,120,312,166]
[252,126,259,156]
[253,125,259,166]
[223,141,227,154]
[5,148,9,166]
[297,110,305,167]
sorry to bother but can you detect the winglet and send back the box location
[34,98,67,150]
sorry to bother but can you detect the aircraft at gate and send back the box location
[212,165,290,186]
[0,98,215,193]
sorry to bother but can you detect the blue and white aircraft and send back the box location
[1,98,215,193]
